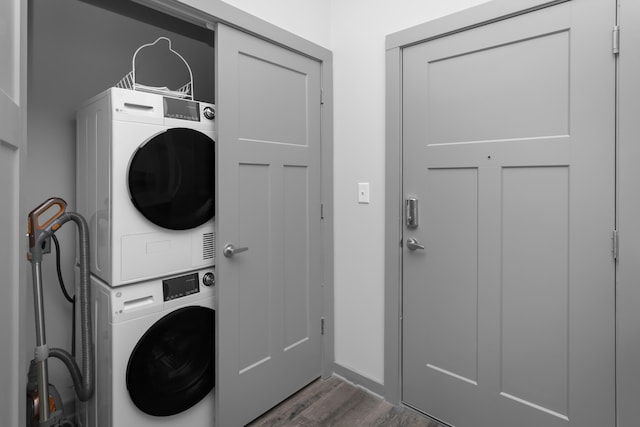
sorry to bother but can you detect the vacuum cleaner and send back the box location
[26,197,94,427]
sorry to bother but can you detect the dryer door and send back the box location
[126,306,215,416]
[128,127,214,230]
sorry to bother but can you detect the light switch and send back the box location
[358,182,370,204]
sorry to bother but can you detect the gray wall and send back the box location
[27,0,214,408]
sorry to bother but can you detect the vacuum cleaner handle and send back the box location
[27,197,67,256]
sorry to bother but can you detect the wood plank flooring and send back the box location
[247,377,446,427]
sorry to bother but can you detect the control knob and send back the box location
[203,106,215,120]
[202,271,215,287]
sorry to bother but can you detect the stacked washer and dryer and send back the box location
[75,86,217,427]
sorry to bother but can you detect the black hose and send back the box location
[51,235,74,303]
[51,234,76,356]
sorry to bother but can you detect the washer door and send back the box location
[126,306,214,416]
[128,127,214,230]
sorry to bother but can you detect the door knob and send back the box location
[223,243,249,258]
[406,238,425,251]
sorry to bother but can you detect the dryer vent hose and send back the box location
[50,211,94,402]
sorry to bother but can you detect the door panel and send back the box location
[216,23,322,427]
[283,165,312,349]
[419,167,479,384]
[427,30,570,144]
[402,1,615,426]
[501,166,570,417]
[0,0,23,425]
[236,162,273,374]
[237,54,309,145]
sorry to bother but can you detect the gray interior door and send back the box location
[216,23,323,427]
[401,1,616,426]
[0,0,24,425]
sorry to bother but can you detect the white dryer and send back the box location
[78,268,216,427]
[76,87,216,287]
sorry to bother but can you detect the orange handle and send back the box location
[27,198,67,248]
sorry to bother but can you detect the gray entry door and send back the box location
[402,1,616,426]
[216,23,323,427]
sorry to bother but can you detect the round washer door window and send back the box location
[128,128,214,230]
[126,306,214,416]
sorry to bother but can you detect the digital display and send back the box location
[163,97,200,121]
[163,273,200,301]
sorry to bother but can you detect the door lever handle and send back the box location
[406,238,425,251]
[223,243,249,258]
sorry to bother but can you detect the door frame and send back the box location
[135,0,335,379]
[616,1,640,426]
[384,0,616,407]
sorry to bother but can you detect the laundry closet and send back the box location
[26,0,331,426]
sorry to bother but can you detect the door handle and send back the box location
[406,238,425,251]
[223,243,249,258]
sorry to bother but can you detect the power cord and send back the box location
[51,234,76,357]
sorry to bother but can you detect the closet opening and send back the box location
[27,0,215,419]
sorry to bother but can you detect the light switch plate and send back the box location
[358,182,370,204]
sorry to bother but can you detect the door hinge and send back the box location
[321,317,325,335]
[613,25,620,55]
[321,203,324,220]
[612,229,619,261]
[320,89,325,105]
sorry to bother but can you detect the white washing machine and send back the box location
[77,268,216,427]
[76,87,216,287]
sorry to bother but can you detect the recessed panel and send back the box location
[423,168,478,383]
[283,166,310,351]
[238,53,308,146]
[238,163,272,373]
[0,141,16,263]
[501,166,569,418]
[0,0,17,102]
[428,31,569,144]
[0,141,17,371]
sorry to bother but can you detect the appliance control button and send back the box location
[203,106,215,120]
[202,272,215,287]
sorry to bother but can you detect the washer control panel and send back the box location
[163,97,200,121]
[162,269,216,301]
[163,272,200,301]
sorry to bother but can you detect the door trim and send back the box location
[15,0,28,425]
[386,0,570,50]
[384,44,403,405]
[133,0,330,67]
[384,0,587,406]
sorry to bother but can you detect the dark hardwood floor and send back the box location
[247,376,446,427]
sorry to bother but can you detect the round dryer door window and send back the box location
[126,306,215,416]
[128,128,214,230]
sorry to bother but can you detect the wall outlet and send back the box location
[358,182,370,204]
